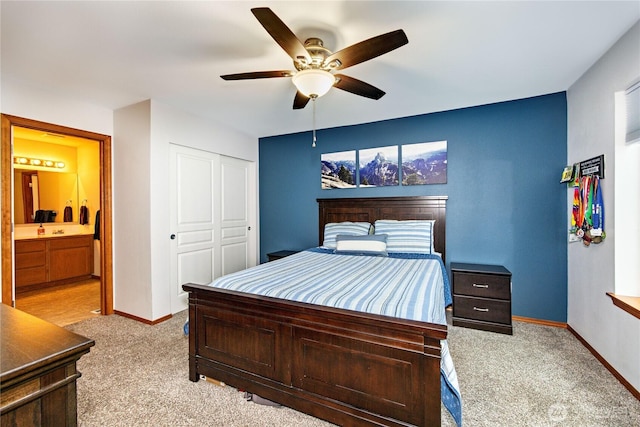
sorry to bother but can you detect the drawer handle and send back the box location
[473,307,489,312]
[473,283,489,288]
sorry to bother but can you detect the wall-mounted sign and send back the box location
[579,155,604,178]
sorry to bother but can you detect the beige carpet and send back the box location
[66,312,639,426]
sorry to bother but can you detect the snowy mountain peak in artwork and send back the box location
[360,153,398,187]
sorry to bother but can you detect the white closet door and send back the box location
[219,155,253,276]
[169,144,219,314]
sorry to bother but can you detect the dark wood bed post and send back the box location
[187,293,199,382]
[423,337,445,426]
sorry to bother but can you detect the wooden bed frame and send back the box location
[183,196,448,426]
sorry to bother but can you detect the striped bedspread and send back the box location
[208,248,462,426]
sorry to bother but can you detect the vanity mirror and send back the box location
[11,125,100,230]
[14,168,79,224]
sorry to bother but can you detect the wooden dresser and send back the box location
[14,234,94,292]
[451,262,513,335]
[0,305,94,426]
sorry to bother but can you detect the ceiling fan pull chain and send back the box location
[312,97,317,148]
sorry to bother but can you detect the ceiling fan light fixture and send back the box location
[292,69,335,98]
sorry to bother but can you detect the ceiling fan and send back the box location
[221,8,409,109]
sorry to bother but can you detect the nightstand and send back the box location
[266,250,300,262]
[451,262,513,335]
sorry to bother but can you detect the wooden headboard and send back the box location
[317,196,448,261]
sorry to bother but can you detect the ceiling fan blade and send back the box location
[333,74,385,100]
[323,29,408,70]
[251,8,311,64]
[220,71,294,80]
[293,91,311,109]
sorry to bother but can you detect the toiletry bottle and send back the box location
[38,223,45,236]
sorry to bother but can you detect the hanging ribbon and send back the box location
[573,175,605,245]
[572,187,580,229]
[591,176,605,243]
[583,176,593,230]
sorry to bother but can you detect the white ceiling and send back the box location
[2,1,639,139]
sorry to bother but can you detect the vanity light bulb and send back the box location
[13,156,65,168]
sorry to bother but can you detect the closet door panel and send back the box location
[169,144,219,314]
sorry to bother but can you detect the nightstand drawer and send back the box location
[452,271,510,300]
[453,295,511,325]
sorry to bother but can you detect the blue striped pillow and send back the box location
[322,222,372,249]
[373,220,435,254]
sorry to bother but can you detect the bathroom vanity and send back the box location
[14,234,94,292]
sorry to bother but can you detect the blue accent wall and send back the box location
[259,93,568,322]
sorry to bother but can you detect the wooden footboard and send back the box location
[183,283,447,427]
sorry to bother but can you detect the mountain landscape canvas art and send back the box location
[359,146,399,187]
[321,150,356,189]
[401,141,447,185]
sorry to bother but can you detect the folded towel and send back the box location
[45,210,57,222]
[35,210,56,223]
[34,210,45,223]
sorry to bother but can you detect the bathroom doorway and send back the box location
[1,114,113,318]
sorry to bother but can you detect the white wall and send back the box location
[567,21,640,392]
[114,100,258,321]
[113,101,153,320]
[1,79,113,135]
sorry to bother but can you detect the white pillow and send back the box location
[374,219,435,254]
[322,222,372,249]
[335,234,388,256]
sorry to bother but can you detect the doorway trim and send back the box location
[1,114,113,315]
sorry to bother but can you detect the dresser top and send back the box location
[450,262,511,276]
[0,305,95,383]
